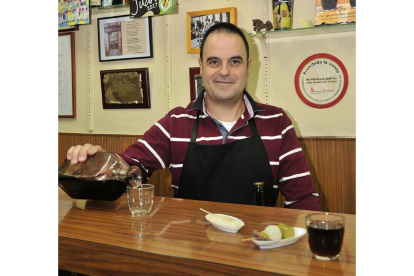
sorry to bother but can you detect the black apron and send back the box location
[177,111,275,206]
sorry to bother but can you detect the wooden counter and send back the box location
[58,188,356,275]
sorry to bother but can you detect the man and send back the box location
[67,23,320,211]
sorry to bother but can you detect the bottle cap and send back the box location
[253,182,264,186]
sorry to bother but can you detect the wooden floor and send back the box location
[58,133,355,214]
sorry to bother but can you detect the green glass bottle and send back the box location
[253,182,265,206]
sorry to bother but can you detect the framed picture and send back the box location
[100,68,151,109]
[186,7,237,54]
[58,32,76,118]
[314,0,356,26]
[58,0,90,29]
[98,15,153,62]
[189,67,203,101]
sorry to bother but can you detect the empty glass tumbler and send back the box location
[127,184,154,216]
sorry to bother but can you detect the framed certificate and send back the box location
[58,32,76,118]
[98,15,153,62]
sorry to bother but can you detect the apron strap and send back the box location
[190,110,200,144]
[249,117,259,136]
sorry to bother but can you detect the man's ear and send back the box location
[247,58,252,77]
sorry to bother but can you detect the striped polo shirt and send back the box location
[119,91,320,211]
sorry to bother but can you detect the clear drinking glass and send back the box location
[305,212,345,261]
[127,184,154,216]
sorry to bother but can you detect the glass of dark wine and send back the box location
[305,212,345,261]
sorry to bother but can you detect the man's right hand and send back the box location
[67,143,106,164]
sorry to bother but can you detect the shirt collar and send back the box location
[188,89,264,118]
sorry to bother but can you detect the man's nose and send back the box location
[218,63,230,76]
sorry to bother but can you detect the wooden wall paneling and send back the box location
[299,138,356,214]
[58,134,355,214]
[271,138,356,215]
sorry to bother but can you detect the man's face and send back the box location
[198,32,251,105]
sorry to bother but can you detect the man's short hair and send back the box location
[199,22,250,62]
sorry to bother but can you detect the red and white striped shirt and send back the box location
[119,91,320,210]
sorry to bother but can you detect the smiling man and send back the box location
[199,29,250,121]
[66,23,321,211]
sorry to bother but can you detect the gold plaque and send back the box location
[100,68,150,109]
[103,72,143,104]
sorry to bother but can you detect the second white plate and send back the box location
[252,227,307,249]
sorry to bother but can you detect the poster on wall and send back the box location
[294,53,348,109]
[130,0,178,18]
[314,0,356,26]
[58,0,90,29]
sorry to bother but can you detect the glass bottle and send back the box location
[58,152,142,201]
[253,182,265,206]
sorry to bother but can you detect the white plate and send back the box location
[252,227,307,249]
[205,214,244,233]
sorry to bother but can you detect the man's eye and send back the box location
[229,60,242,66]
[207,60,220,66]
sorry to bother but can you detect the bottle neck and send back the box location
[254,184,265,206]
[127,165,142,188]
[255,185,264,191]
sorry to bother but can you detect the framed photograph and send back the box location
[189,67,203,101]
[100,68,151,109]
[186,7,237,54]
[58,32,76,118]
[98,15,153,62]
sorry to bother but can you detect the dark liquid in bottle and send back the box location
[350,0,356,8]
[321,0,338,10]
[307,222,344,258]
[254,190,265,206]
[59,176,127,201]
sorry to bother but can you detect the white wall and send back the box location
[59,7,168,135]
[266,31,356,137]
[58,0,356,137]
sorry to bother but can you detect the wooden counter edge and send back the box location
[59,237,286,276]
